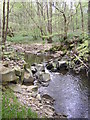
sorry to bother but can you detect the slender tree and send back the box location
[79,1,84,33]
[4,0,9,43]
[49,1,52,43]
[46,2,53,43]
[76,6,78,29]
[2,0,5,44]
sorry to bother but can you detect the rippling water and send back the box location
[39,71,88,118]
[25,53,88,118]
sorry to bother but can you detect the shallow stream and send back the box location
[25,53,88,118]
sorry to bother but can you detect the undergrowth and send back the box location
[2,88,38,119]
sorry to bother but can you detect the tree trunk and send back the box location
[36,1,44,40]
[79,1,84,33]
[36,0,40,16]
[4,0,9,43]
[2,0,5,44]
[63,2,67,40]
[76,7,78,29]
[46,2,52,43]
[41,2,43,16]
[88,0,90,37]
[63,13,67,40]
[64,20,67,40]
[49,1,52,43]
[46,3,49,33]
[70,2,74,32]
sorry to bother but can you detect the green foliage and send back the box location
[2,89,38,119]
[7,34,41,44]
[50,44,61,52]
[76,40,89,61]
[27,108,38,118]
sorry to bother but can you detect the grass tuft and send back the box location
[2,88,38,119]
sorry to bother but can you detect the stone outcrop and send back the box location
[0,64,19,84]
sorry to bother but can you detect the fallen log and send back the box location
[71,51,89,69]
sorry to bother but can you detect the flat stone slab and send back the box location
[8,84,22,93]
[0,64,19,83]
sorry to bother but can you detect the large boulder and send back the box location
[0,64,19,83]
[56,61,68,70]
[23,70,34,83]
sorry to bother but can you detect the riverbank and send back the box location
[2,87,38,119]
[1,36,89,118]
[10,36,89,75]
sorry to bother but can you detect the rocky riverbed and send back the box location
[7,83,66,118]
[1,42,89,118]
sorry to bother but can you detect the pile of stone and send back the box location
[31,63,51,87]
[45,60,68,72]
[0,60,34,85]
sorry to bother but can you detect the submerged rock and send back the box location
[39,73,50,82]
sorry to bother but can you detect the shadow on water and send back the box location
[25,53,88,118]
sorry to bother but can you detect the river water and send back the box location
[25,53,88,118]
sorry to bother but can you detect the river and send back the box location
[25,53,88,118]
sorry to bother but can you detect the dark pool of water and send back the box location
[24,53,52,67]
[25,53,88,118]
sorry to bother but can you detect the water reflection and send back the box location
[25,53,52,67]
